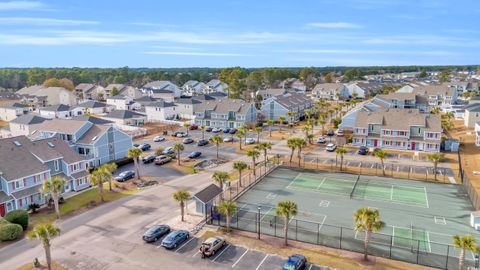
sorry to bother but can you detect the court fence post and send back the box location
[317,224,320,244]
[339,227,343,249]
[295,220,298,241]
[389,235,392,259]
[408,166,411,179]
[445,246,449,269]
[316,156,318,169]
[416,240,420,264]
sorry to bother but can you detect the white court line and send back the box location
[256,255,269,270]
[212,244,231,262]
[390,185,394,201]
[316,178,326,189]
[260,207,274,222]
[175,237,195,252]
[322,159,329,164]
[424,187,429,208]
[232,249,249,268]
[286,176,299,189]
[425,231,432,253]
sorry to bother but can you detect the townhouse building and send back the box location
[0,103,31,122]
[17,86,78,106]
[74,83,105,100]
[144,100,178,122]
[260,92,313,121]
[141,81,181,98]
[464,103,480,128]
[312,83,349,100]
[352,108,441,152]
[413,84,458,109]
[204,79,228,94]
[182,80,207,96]
[194,99,257,128]
[0,136,90,216]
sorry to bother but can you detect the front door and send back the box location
[373,140,378,147]
[411,142,416,150]
[0,203,5,217]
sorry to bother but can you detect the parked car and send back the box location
[229,128,237,134]
[142,225,170,243]
[142,155,156,164]
[115,171,135,182]
[183,138,194,144]
[153,136,165,142]
[223,137,234,142]
[162,147,174,154]
[245,138,256,145]
[222,128,230,133]
[176,132,188,138]
[326,143,337,152]
[358,146,368,155]
[326,129,335,136]
[133,143,140,148]
[188,151,202,159]
[161,230,189,249]
[316,137,327,144]
[205,127,213,132]
[199,236,226,258]
[197,139,209,146]
[189,124,198,130]
[139,144,151,151]
[336,128,344,136]
[282,254,307,270]
[171,131,181,137]
[212,127,221,133]
[155,155,172,165]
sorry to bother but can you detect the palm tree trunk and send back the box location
[44,244,52,270]
[134,158,141,180]
[269,126,272,137]
[98,182,104,202]
[216,144,219,159]
[264,150,267,165]
[177,151,181,165]
[434,162,438,181]
[289,149,294,163]
[52,193,60,219]
[108,178,112,191]
[459,249,465,270]
[180,201,185,222]
[364,230,370,261]
[340,155,344,171]
[284,216,289,246]
[202,130,205,140]
[297,148,302,166]
[239,140,242,150]
[239,171,242,187]
[252,157,256,176]
[226,215,231,232]
[381,159,385,176]
[257,133,260,143]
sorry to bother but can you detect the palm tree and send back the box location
[99,163,117,191]
[276,200,298,246]
[255,126,262,143]
[200,125,206,139]
[256,142,272,165]
[233,161,248,187]
[442,118,453,131]
[212,171,230,191]
[427,153,444,181]
[235,130,245,150]
[42,176,66,219]
[173,143,184,165]
[296,138,307,166]
[374,149,388,176]
[336,147,347,171]
[266,120,275,137]
[172,190,190,222]
[183,122,191,136]
[453,235,478,270]
[353,208,385,261]
[286,111,296,129]
[278,116,286,132]
[90,168,108,202]
[217,200,237,232]
[287,138,297,163]
[27,223,61,270]
[211,135,223,159]
[318,118,327,135]
[247,149,260,176]
[307,134,314,144]
[302,126,310,141]
[128,147,143,180]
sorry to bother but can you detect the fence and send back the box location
[281,154,460,184]
[462,173,480,211]
[208,208,474,270]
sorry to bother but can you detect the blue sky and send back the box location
[0,0,479,67]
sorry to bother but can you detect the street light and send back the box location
[475,254,479,270]
[257,206,261,239]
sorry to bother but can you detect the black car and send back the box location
[133,143,140,147]
[205,127,213,132]
[326,129,335,136]
[197,139,209,146]
[223,128,230,133]
[140,144,151,151]
[229,128,237,134]
[188,151,202,159]
[183,138,194,144]
[143,225,170,243]
[358,146,369,155]
[142,155,156,163]
[114,171,135,182]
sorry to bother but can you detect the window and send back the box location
[54,160,59,171]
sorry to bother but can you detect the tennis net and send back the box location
[349,174,361,199]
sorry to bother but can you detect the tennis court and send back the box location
[227,166,480,269]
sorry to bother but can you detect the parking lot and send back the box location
[145,234,328,270]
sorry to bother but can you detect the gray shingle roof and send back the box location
[30,137,85,163]
[193,184,222,203]
[0,191,13,204]
[104,110,146,119]
[76,124,110,144]
[465,104,480,112]
[10,114,48,125]
[40,104,71,112]
[145,100,176,108]
[11,184,43,199]
[76,100,108,108]
[72,115,113,125]
[176,98,202,105]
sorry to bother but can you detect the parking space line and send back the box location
[175,237,195,252]
[255,255,269,270]
[308,265,313,270]
[232,249,249,268]
[212,244,231,262]
[192,251,200,257]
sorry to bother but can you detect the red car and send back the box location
[189,124,199,130]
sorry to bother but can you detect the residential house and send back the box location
[475,122,480,146]
[102,110,146,126]
[0,103,31,121]
[464,103,480,128]
[6,114,49,137]
[352,108,441,152]
[74,83,105,100]
[312,83,349,100]
[204,79,228,94]
[145,100,178,122]
[345,83,369,99]
[182,80,207,96]
[106,95,137,111]
[194,99,257,128]
[175,98,203,120]
[37,104,78,119]
[256,88,286,100]
[413,84,458,108]
[0,136,90,216]
[142,81,181,99]
[34,118,133,167]
[260,92,313,121]
[75,100,113,115]
[17,86,77,106]
[282,78,307,92]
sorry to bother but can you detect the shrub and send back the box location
[4,209,29,230]
[0,223,23,241]
[155,147,164,156]
[28,203,40,213]
[0,218,10,226]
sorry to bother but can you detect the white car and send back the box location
[245,138,256,145]
[316,137,327,144]
[176,132,188,138]
[211,127,221,133]
[326,143,337,152]
[153,136,165,142]
[223,137,234,142]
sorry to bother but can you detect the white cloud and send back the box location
[307,22,363,29]
[0,17,98,25]
[143,51,249,57]
[362,35,480,47]
[279,49,455,56]
[0,1,46,10]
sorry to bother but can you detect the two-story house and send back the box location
[141,81,181,99]
[260,92,313,121]
[33,118,133,167]
[0,103,31,122]
[312,83,349,100]
[0,136,90,216]
[182,80,207,96]
[194,99,257,128]
[464,103,480,128]
[352,108,441,152]
[413,84,458,109]
[144,100,178,122]
[204,79,228,94]
[106,95,138,111]
[74,83,105,101]
[5,114,49,137]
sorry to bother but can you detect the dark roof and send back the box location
[206,92,227,98]
[465,103,480,112]
[134,96,157,102]
[71,170,89,179]
[11,184,42,199]
[40,104,71,112]
[10,114,48,125]
[150,89,173,94]
[176,98,202,105]
[72,115,113,125]
[0,191,14,204]
[193,94,216,101]
[146,100,176,108]
[76,100,108,108]
[29,137,85,163]
[193,184,222,204]
[104,110,145,119]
